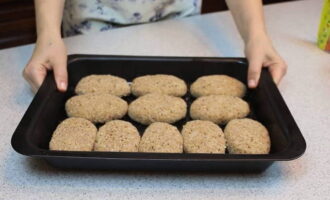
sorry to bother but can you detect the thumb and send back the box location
[268,61,287,84]
[247,55,263,89]
[51,55,68,92]
[23,62,48,93]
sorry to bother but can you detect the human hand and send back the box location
[244,35,287,88]
[23,35,67,93]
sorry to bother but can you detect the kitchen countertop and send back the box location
[0,0,329,199]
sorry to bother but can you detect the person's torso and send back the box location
[63,0,202,37]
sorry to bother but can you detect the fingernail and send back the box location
[248,80,256,88]
[60,81,67,90]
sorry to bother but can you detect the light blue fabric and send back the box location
[63,0,202,37]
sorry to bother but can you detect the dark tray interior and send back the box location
[11,55,306,172]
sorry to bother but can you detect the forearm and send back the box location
[225,0,267,43]
[34,0,65,39]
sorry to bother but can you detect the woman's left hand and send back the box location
[244,34,287,88]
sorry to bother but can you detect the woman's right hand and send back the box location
[23,35,68,93]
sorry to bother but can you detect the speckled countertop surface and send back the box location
[0,0,329,199]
